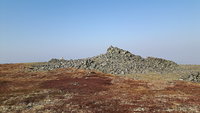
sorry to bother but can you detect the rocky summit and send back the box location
[30,46,179,74]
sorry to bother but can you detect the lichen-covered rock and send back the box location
[29,46,179,74]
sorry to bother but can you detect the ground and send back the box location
[0,63,200,113]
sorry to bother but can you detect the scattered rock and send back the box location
[185,72,200,82]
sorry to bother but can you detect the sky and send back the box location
[0,0,200,64]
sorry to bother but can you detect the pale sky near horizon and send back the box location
[0,0,200,64]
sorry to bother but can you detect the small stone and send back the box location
[121,71,125,75]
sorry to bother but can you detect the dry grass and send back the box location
[179,64,200,72]
[125,72,181,81]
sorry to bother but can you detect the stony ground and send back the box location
[0,63,200,113]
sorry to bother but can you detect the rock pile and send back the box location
[185,72,200,82]
[30,46,179,74]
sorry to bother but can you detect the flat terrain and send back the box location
[0,63,200,113]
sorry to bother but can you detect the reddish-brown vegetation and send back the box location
[0,63,200,112]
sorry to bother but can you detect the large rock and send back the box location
[30,46,179,74]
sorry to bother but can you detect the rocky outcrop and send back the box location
[29,46,179,74]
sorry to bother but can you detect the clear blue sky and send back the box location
[0,0,200,64]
